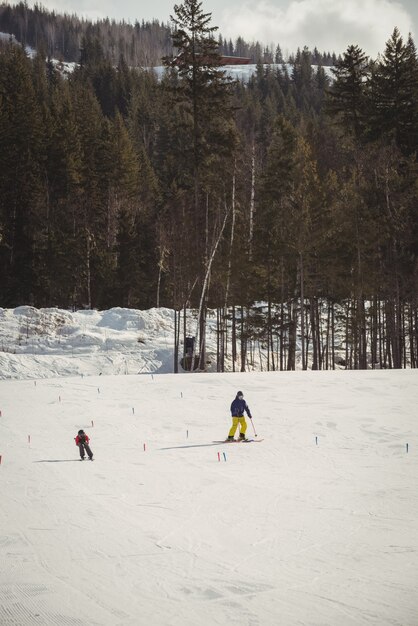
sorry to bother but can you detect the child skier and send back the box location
[227,391,252,441]
[75,429,93,460]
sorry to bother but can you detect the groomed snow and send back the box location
[1,365,417,625]
[0,307,417,623]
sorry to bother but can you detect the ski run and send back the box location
[1,362,417,625]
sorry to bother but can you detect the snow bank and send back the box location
[0,307,175,379]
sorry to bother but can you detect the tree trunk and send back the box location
[287,299,297,370]
[311,297,318,370]
[249,142,256,260]
[232,305,237,371]
[222,167,237,372]
[331,301,335,370]
[299,252,306,370]
[174,308,180,373]
[85,230,92,309]
[345,302,350,369]
[240,306,246,372]
[191,205,229,371]
[280,264,285,371]
[325,300,331,370]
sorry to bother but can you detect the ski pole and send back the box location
[250,418,258,437]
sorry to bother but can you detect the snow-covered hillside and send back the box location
[0,305,284,380]
[153,62,334,83]
[0,31,36,57]
[0,306,178,380]
[0,32,333,83]
[1,368,417,625]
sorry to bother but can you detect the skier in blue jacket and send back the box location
[227,391,252,441]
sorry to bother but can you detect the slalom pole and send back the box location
[249,417,258,437]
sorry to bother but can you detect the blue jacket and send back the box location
[230,396,252,418]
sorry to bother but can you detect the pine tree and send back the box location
[255,115,298,367]
[115,142,160,308]
[368,28,418,154]
[108,111,159,308]
[69,76,109,308]
[327,44,369,138]
[291,46,313,112]
[128,70,160,155]
[0,44,46,305]
[275,44,283,64]
[164,0,234,177]
[162,0,238,369]
[42,78,82,306]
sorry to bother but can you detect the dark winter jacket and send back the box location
[230,396,252,418]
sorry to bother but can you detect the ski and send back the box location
[213,439,240,443]
[241,439,263,443]
[213,439,263,444]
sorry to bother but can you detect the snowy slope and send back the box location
[1,368,417,625]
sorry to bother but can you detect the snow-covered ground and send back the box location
[0,305,290,379]
[0,32,333,84]
[0,31,36,57]
[0,306,417,625]
[153,62,334,83]
[0,306,178,380]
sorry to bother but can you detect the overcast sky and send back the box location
[24,0,417,57]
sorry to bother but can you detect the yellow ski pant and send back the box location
[228,417,247,438]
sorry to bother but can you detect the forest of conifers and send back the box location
[0,0,417,370]
[0,1,338,66]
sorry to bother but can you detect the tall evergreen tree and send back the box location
[291,46,314,112]
[164,0,234,179]
[255,115,298,366]
[0,44,46,305]
[42,78,82,306]
[368,28,418,154]
[162,0,238,369]
[69,76,109,308]
[327,44,369,138]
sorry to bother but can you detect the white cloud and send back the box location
[26,0,175,23]
[219,0,414,57]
